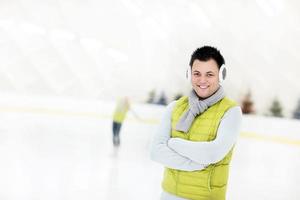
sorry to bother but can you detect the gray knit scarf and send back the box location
[175,86,225,133]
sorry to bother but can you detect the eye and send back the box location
[207,73,214,77]
[193,72,200,77]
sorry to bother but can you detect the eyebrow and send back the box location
[193,70,215,74]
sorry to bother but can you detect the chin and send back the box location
[196,92,208,99]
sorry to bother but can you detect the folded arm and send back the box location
[150,101,207,171]
[168,106,242,164]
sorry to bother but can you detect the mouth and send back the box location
[198,85,209,89]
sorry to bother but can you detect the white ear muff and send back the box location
[186,67,191,82]
[219,65,227,84]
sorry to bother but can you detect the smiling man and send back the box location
[191,59,220,99]
[150,46,242,200]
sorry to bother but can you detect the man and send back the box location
[112,97,130,147]
[150,46,242,200]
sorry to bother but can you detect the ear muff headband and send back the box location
[219,65,226,83]
[186,67,191,82]
[186,65,226,83]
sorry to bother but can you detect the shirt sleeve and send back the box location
[167,106,242,164]
[150,101,208,171]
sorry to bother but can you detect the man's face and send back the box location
[191,59,220,99]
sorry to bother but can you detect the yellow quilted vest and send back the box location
[162,96,237,200]
[113,99,130,123]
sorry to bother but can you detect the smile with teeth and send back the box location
[198,85,209,89]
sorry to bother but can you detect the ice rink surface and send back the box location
[0,96,300,200]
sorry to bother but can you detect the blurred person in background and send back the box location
[112,97,140,147]
[112,97,130,147]
[150,46,242,200]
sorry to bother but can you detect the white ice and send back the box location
[0,95,300,200]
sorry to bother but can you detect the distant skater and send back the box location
[112,97,130,147]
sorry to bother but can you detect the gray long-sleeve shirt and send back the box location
[150,100,242,200]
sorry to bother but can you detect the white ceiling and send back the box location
[0,0,299,115]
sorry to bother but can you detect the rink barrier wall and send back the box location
[0,105,300,147]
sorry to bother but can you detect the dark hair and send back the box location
[189,46,225,68]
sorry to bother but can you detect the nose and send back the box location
[198,76,208,83]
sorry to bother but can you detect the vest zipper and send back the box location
[176,171,179,195]
[207,165,214,192]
